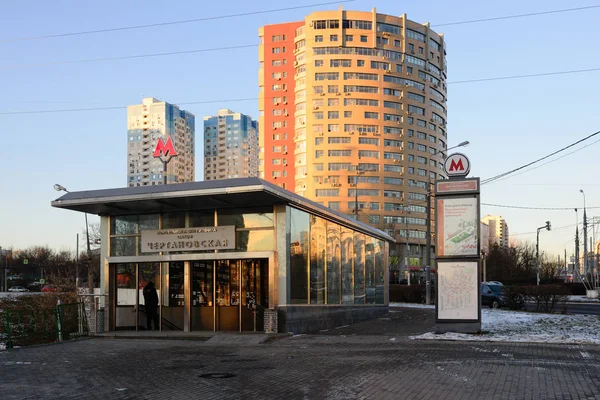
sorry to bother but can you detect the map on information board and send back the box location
[437,197,478,256]
[437,261,478,320]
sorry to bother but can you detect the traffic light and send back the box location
[546,221,551,231]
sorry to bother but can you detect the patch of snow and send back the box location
[410,308,600,345]
[567,295,600,303]
[389,302,434,309]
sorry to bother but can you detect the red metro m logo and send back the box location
[449,159,465,172]
[153,137,178,161]
[443,153,471,178]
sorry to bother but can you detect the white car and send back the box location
[8,286,29,292]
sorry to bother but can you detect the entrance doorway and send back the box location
[110,258,268,332]
[190,259,268,332]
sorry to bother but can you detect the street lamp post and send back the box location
[401,206,411,286]
[536,221,551,285]
[580,189,588,279]
[425,140,470,304]
[54,184,91,289]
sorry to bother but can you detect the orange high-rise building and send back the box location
[259,8,447,264]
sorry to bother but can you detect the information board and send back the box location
[437,260,478,320]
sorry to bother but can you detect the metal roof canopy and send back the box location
[50,177,393,242]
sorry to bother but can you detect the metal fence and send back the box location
[1,302,88,349]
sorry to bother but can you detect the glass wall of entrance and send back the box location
[112,259,268,332]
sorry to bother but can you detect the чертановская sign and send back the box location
[141,226,235,252]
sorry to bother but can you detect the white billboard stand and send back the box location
[435,153,482,333]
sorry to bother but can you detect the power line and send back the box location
[433,4,600,27]
[5,65,600,114]
[485,137,600,184]
[447,67,600,85]
[0,1,356,43]
[0,44,258,69]
[482,203,600,211]
[2,2,595,44]
[481,130,600,184]
[511,222,582,236]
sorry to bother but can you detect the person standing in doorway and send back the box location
[143,282,159,330]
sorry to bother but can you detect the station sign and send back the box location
[141,226,235,253]
[444,153,471,178]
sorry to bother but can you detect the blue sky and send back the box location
[1,0,599,260]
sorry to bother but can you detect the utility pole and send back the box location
[581,190,588,278]
[536,221,551,285]
[404,208,411,286]
[76,234,79,288]
[575,210,580,283]
[424,180,432,303]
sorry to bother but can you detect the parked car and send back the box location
[41,285,60,293]
[8,286,29,292]
[481,283,524,309]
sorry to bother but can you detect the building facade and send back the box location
[127,97,195,187]
[203,109,259,181]
[259,8,447,265]
[51,178,392,334]
[481,215,509,248]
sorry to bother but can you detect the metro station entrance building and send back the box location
[52,178,392,334]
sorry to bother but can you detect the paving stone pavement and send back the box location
[0,308,599,400]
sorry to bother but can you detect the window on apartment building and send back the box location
[315,59,324,67]
[272,47,281,54]
[315,35,323,42]
[345,35,353,41]
[330,34,338,41]
[360,35,368,42]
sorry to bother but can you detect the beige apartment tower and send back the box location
[127,97,195,187]
[260,8,448,263]
[481,215,510,248]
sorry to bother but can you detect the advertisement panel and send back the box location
[437,260,479,320]
[436,197,478,257]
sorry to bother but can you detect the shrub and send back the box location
[510,285,568,313]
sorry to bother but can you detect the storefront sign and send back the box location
[141,226,235,252]
[437,260,478,320]
[436,197,478,257]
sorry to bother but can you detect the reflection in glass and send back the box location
[354,233,365,304]
[234,230,274,252]
[327,222,341,304]
[162,262,184,330]
[365,237,376,304]
[310,216,326,304]
[341,227,354,304]
[290,208,309,304]
[115,263,136,330]
[189,210,214,227]
[111,215,137,235]
[191,261,214,331]
[138,263,160,330]
[138,214,159,231]
[375,240,385,304]
[217,206,274,228]
[111,237,137,257]
[162,212,186,229]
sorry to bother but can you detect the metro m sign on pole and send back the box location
[153,136,178,160]
[444,153,471,178]
[153,136,178,185]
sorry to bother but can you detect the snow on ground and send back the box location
[390,302,600,345]
[568,295,599,302]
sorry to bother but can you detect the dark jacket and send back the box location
[143,282,159,310]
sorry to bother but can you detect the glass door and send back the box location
[241,259,268,331]
[191,261,214,331]
[216,260,240,331]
